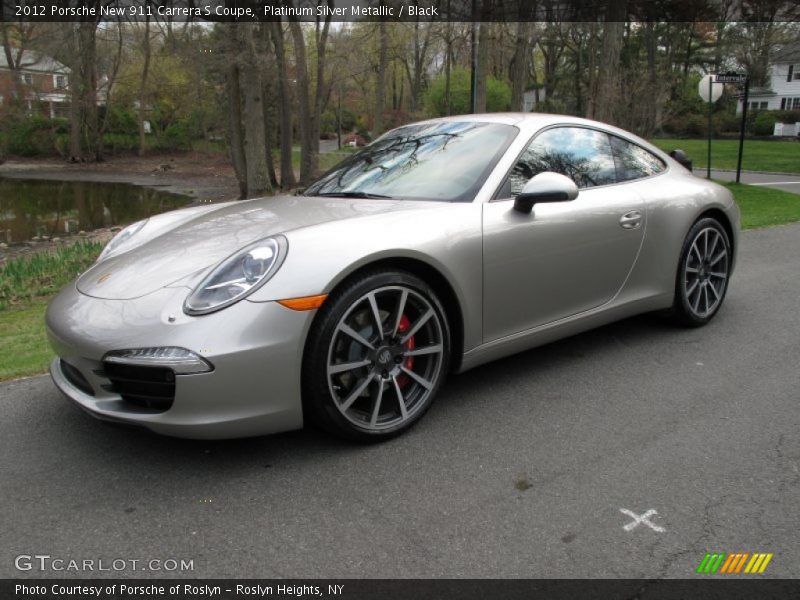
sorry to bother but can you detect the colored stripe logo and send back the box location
[696,552,773,574]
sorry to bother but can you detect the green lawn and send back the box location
[722,182,800,229]
[283,146,357,178]
[0,183,798,382]
[651,138,800,174]
[0,300,52,381]
[0,241,103,381]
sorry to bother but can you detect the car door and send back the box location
[482,126,645,343]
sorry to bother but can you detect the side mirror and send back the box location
[513,172,579,214]
[669,149,693,171]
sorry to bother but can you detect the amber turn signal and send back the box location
[277,294,328,311]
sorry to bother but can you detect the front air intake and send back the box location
[102,361,175,412]
[60,360,95,397]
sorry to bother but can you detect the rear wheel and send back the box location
[303,270,450,441]
[671,217,731,327]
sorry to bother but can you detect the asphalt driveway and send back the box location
[2,223,799,579]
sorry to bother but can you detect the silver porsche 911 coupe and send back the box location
[46,114,739,441]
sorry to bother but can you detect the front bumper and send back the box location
[45,284,314,439]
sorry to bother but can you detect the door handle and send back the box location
[619,210,642,230]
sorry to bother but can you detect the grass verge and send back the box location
[651,138,800,174]
[0,241,102,382]
[722,182,800,229]
[0,240,104,311]
[0,183,798,382]
[0,300,52,381]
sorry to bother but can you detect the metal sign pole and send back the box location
[736,77,749,184]
[707,76,713,179]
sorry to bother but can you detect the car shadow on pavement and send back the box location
[45,311,696,468]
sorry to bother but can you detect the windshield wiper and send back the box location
[315,191,395,199]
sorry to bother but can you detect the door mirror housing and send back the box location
[513,172,579,213]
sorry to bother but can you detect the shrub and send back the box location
[423,67,511,116]
[105,107,138,135]
[712,112,740,135]
[1,116,68,157]
[752,112,777,136]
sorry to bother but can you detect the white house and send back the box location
[737,42,800,114]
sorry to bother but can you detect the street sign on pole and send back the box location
[699,74,724,179]
[707,72,749,184]
[716,73,748,84]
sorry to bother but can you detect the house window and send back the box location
[789,65,794,82]
[53,74,67,89]
[760,102,768,109]
[794,98,800,109]
[20,73,33,85]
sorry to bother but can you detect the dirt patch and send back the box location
[0,152,240,203]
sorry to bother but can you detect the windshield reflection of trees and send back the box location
[307,122,482,198]
[335,131,460,189]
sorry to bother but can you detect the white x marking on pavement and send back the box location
[620,508,666,533]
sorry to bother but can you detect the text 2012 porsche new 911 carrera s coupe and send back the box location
[46,113,739,441]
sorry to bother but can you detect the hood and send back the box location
[77,195,421,300]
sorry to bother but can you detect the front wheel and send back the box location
[670,217,732,327]
[303,270,450,442]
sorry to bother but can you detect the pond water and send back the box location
[0,177,191,244]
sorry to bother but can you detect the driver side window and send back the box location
[505,127,617,197]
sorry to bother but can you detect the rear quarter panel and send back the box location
[621,169,739,304]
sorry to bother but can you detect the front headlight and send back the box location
[184,235,288,315]
[97,219,149,262]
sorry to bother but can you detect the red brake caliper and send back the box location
[396,314,415,388]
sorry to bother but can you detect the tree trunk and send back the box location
[226,54,248,199]
[310,10,332,181]
[68,21,99,161]
[289,19,313,186]
[475,23,489,112]
[593,4,627,125]
[444,24,452,115]
[262,77,278,189]
[238,24,270,198]
[137,17,151,157]
[269,22,295,189]
[0,25,26,109]
[510,21,532,111]
[374,18,388,134]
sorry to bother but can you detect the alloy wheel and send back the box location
[325,285,445,431]
[683,226,729,318]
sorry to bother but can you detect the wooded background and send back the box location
[1,0,799,198]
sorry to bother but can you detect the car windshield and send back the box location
[304,121,518,202]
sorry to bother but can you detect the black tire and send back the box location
[303,269,451,442]
[670,217,732,327]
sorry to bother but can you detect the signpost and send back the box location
[699,74,723,179]
[715,72,750,184]
[699,72,749,183]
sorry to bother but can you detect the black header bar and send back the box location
[2,0,800,23]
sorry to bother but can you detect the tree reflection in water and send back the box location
[0,178,189,244]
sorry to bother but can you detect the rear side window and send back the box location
[609,136,666,182]
[508,126,616,196]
